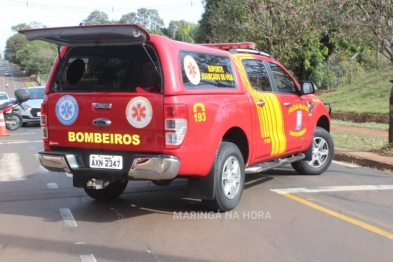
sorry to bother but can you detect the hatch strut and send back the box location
[141,43,162,77]
[53,45,65,90]
[57,46,62,65]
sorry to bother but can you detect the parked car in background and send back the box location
[19,86,45,126]
[0,92,10,103]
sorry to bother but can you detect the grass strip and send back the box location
[331,119,388,131]
[332,132,389,151]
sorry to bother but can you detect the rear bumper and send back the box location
[38,152,180,180]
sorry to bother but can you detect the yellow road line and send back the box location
[283,193,393,240]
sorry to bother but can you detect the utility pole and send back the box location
[389,79,393,144]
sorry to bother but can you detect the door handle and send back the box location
[284,102,291,107]
[256,101,265,106]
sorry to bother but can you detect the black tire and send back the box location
[84,180,128,200]
[291,127,334,175]
[202,142,245,212]
[4,113,22,131]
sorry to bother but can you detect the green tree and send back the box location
[4,33,29,63]
[119,12,138,24]
[16,40,57,76]
[83,10,110,25]
[119,8,164,32]
[166,20,197,43]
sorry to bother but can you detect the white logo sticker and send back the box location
[184,55,201,85]
[56,95,79,125]
[126,97,153,128]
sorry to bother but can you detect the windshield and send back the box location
[27,88,45,99]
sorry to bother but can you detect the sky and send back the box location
[0,0,205,57]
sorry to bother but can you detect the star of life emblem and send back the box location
[184,55,201,85]
[126,97,153,128]
[56,95,79,125]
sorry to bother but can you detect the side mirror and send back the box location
[300,81,317,94]
[14,89,30,103]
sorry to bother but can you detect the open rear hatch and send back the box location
[19,24,150,46]
[20,25,165,154]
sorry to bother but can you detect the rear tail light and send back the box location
[41,97,49,147]
[164,104,188,148]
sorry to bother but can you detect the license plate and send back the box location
[90,155,122,169]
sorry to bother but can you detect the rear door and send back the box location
[21,25,165,153]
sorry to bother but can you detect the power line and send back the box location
[1,0,204,13]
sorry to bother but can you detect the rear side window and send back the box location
[180,51,236,89]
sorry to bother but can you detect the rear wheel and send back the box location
[291,127,334,175]
[202,142,245,212]
[84,180,128,200]
[5,113,22,131]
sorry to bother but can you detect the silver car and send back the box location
[19,86,45,126]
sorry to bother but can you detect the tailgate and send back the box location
[46,92,164,153]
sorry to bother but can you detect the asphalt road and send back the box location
[0,61,25,96]
[0,66,393,262]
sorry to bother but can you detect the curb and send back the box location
[334,153,393,171]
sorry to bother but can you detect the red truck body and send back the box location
[20,24,333,211]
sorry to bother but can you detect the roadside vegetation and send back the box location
[331,119,389,131]
[319,65,393,115]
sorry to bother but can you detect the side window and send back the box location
[242,59,272,92]
[180,51,236,89]
[269,62,297,94]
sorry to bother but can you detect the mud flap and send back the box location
[304,138,313,161]
[188,170,215,200]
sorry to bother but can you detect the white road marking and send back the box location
[110,207,125,220]
[0,140,42,145]
[80,254,97,262]
[147,249,163,262]
[59,208,77,227]
[0,153,26,181]
[47,183,58,189]
[10,133,38,136]
[271,185,393,194]
[74,242,86,245]
[332,160,359,168]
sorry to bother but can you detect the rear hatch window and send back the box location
[54,45,161,93]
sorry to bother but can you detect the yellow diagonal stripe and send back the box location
[232,54,286,156]
[284,193,393,240]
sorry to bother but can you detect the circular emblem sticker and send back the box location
[184,55,201,85]
[56,95,79,125]
[126,97,153,128]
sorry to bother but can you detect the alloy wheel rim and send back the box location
[221,156,241,200]
[307,136,329,168]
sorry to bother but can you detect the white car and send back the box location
[19,86,45,126]
[0,92,10,104]
[4,70,10,76]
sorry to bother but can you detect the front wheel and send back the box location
[4,113,23,131]
[202,142,245,212]
[291,127,334,175]
[84,180,128,200]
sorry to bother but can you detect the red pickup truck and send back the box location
[20,24,333,212]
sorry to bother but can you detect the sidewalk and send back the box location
[332,125,393,171]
